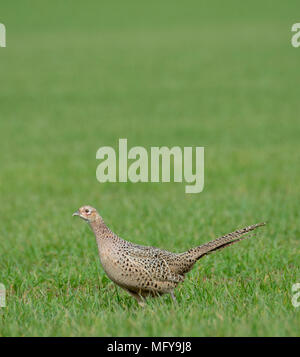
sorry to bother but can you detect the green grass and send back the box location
[0,0,300,336]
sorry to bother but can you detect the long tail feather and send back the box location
[187,222,266,261]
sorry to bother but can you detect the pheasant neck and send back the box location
[89,217,113,240]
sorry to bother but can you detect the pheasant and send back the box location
[73,205,265,305]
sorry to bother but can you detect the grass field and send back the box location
[0,0,300,336]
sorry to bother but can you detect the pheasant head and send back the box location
[72,205,99,223]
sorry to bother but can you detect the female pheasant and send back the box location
[73,205,265,305]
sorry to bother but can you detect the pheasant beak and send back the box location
[72,210,80,217]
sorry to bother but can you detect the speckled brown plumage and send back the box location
[73,205,265,305]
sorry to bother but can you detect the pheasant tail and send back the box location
[185,222,266,262]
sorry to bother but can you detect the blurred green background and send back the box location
[0,0,299,336]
